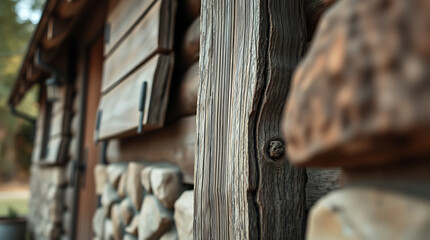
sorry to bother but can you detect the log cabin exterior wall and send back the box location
[10,0,400,239]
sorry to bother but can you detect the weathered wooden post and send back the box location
[195,0,308,238]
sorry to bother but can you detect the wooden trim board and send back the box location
[102,0,176,93]
[98,54,174,140]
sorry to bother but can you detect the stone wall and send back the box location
[93,162,193,240]
[28,165,71,240]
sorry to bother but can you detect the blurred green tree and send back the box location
[0,0,44,181]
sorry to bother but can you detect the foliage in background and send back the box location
[0,0,44,181]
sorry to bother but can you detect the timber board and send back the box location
[102,0,176,93]
[98,54,174,140]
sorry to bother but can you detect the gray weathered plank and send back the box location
[195,0,308,239]
[102,0,176,93]
[98,54,174,140]
[105,0,156,55]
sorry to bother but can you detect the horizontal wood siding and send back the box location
[102,0,176,93]
[98,54,174,140]
[105,0,156,55]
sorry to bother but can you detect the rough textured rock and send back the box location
[174,191,193,240]
[63,211,71,234]
[283,0,430,167]
[123,234,138,240]
[307,187,430,240]
[95,164,108,195]
[48,201,63,223]
[150,165,182,208]
[120,198,134,225]
[126,162,145,210]
[92,207,106,238]
[47,186,63,202]
[104,219,114,240]
[101,184,121,217]
[111,203,124,240]
[51,167,67,186]
[106,163,128,188]
[160,226,178,240]
[125,215,139,236]
[138,195,173,240]
[64,187,74,210]
[140,166,153,193]
[118,173,127,198]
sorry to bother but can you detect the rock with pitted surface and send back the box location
[151,164,182,208]
[160,225,178,240]
[95,164,108,195]
[126,162,146,210]
[118,173,127,198]
[101,184,121,217]
[174,191,193,240]
[107,163,128,188]
[283,0,430,167]
[125,215,139,236]
[104,219,114,240]
[307,187,430,240]
[92,207,106,238]
[111,203,124,240]
[138,195,173,240]
[141,166,153,193]
[120,198,134,225]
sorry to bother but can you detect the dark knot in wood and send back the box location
[268,140,285,160]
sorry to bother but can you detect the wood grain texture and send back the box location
[167,62,199,120]
[109,115,196,184]
[102,0,176,93]
[195,0,307,239]
[98,54,174,140]
[105,0,155,55]
[306,168,341,209]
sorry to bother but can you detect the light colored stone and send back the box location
[64,187,74,210]
[104,219,114,240]
[51,167,67,186]
[141,166,153,193]
[307,187,430,240]
[118,173,127,198]
[107,139,121,163]
[174,191,193,240]
[125,215,139,236]
[44,222,61,239]
[123,234,138,240]
[63,211,71,234]
[150,165,182,208]
[160,226,178,240]
[283,0,430,167]
[95,164,108,195]
[106,163,128,188]
[92,207,106,238]
[49,201,63,223]
[101,184,121,216]
[111,203,124,240]
[47,186,63,201]
[139,195,173,240]
[126,162,145,210]
[120,198,134,225]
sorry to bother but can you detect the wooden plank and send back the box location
[52,86,67,116]
[112,115,196,184]
[167,62,198,121]
[306,168,341,209]
[102,0,176,93]
[178,17,199,70]
[195,0,307,239]
[50,111,65,137]
[98,54,174,140]
[105,0,156,55]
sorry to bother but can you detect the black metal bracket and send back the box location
[138,81,148,133]
[104,23,111,44]
[99,140,108,164]
[95,110,102,143]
